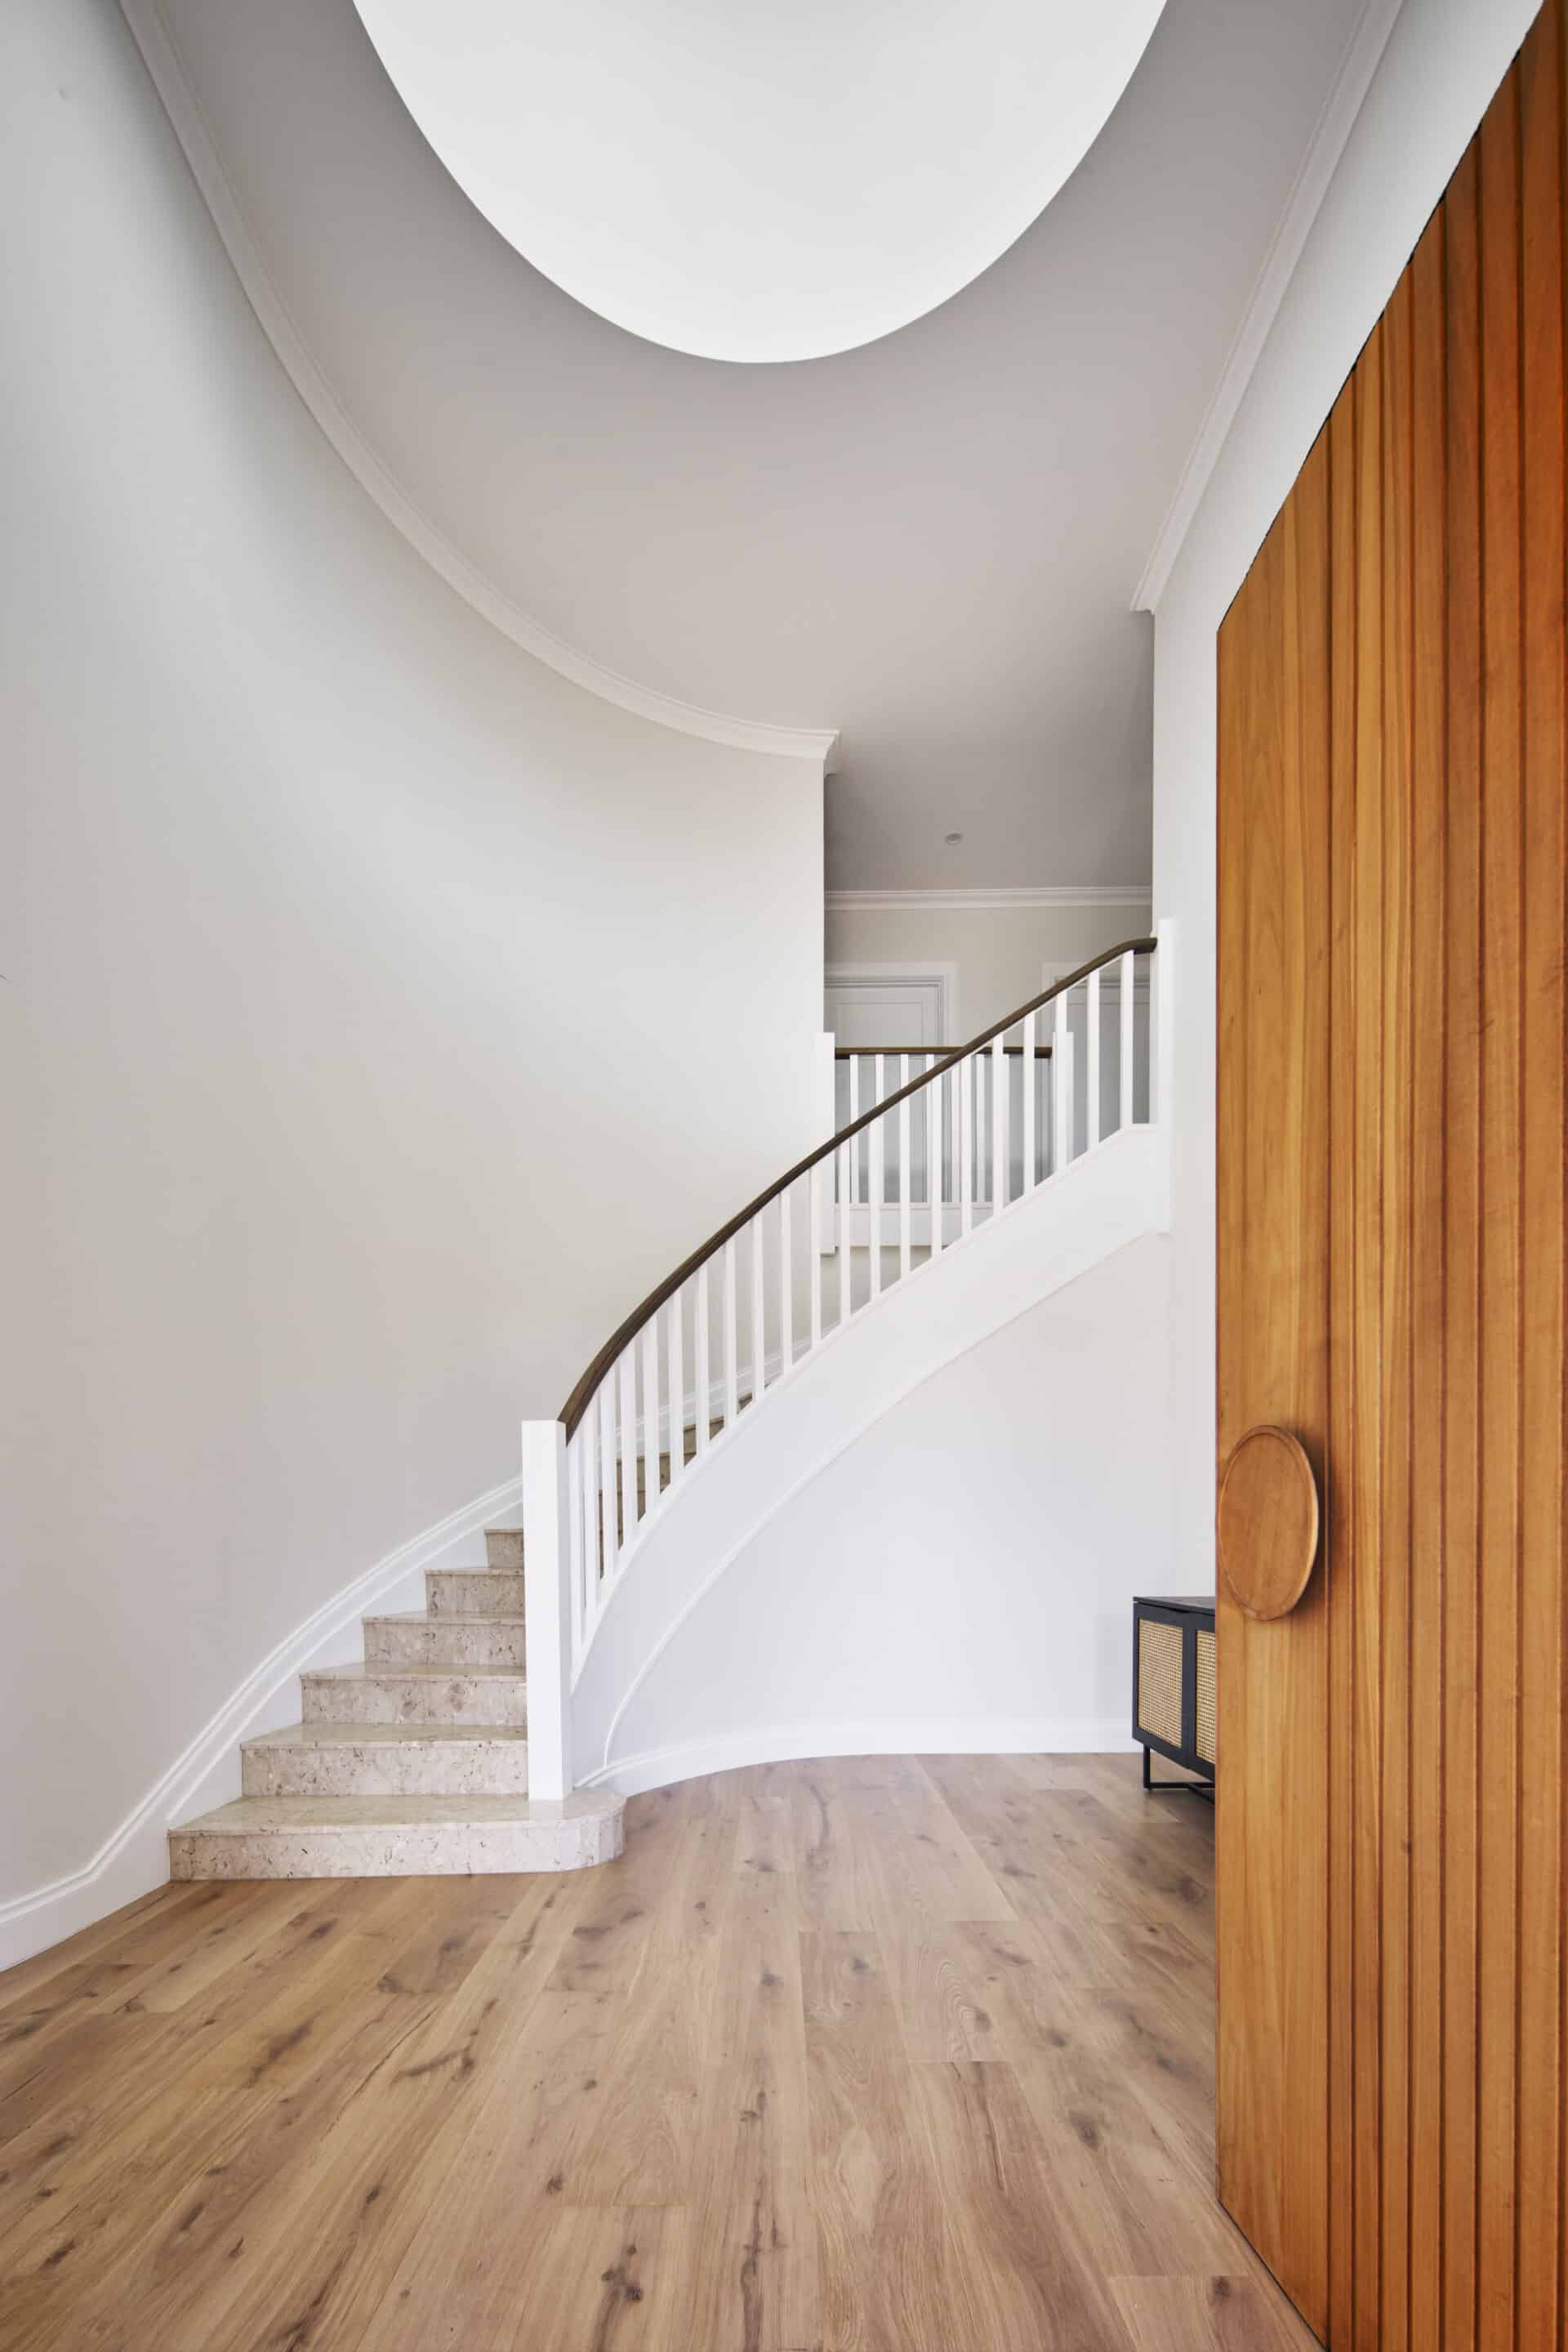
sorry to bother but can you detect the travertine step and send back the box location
[301,1661,528,1726]
[483,1527,523,1570]
[241,1720,530,1797]
[168,1790,623,1879]
[426,1566,524,1616]
[364,1611,525,1668]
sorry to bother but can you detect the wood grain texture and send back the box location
[1216,1425,1321,1619]
[1216,414,1332,2338]
[0,1756,1315,2352]
[1216,9,1568,2341]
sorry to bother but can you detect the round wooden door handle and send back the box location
[1218,1424,1320,1620]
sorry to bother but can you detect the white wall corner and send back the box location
[1153,915,1177,1232]
[1130,0,1406,614]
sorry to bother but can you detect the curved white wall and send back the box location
[600,1235,1171,1786]
[0,0,823,1932]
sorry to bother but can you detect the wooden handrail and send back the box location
[835,1042,1052,1059]
[559,934,1156,1435]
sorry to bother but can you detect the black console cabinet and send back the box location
[1131,1594,1215,1792]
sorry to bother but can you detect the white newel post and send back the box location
[521,1419,573,1801]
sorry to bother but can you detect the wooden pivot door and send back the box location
[1216,5,1568,2345]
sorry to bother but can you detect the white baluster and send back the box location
[777,1184,793,1374]
[898,1055,911,1278]
[928,1059,944,1259]
[1054,992,1070,1173]
[1021,1011,1036,1192]
[1120,948,1135,1134]
[868,1058,884,1301]
[1088,968,1102,1149]
[578,1408,599,1641]
[960,1054,974,1235]
[618,1348,637,1546]
[581,1404,599,1601]
[848,1053,861,1200]
[666,1283,684,1494]
[565,1426,584,1657]
[839,1129,854,1323]
[723,1236,739,1424]
[991,1032,1006,1213]
[599,1379,618,1581]
[695,1261,711,1453]
[808,1154,822,1350]
[750,1212,766,1402]
[640,1318,660,1522]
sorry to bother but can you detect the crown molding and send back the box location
[118,0,841,774]
[826,885,1152,913]
[1130,0,1405,615]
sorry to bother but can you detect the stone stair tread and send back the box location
[302,1660,526,1682]
[367,1610,527,1628]
[243,1721,528,1749]
[173,1792,615,1834]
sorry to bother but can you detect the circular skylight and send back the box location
[352,0,1167,364]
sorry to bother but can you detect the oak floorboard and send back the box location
[679,1856,818,2350]
[800,1926,960,2352]
[906,2057,1131,2350]
[0,1757,1319,2352]
[1111,2274,1316,2352]
[790,1765,875,1931]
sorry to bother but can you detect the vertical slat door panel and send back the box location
[1216,421,1332,2340]
[1216,16,1568,2343]
[1441,130,1483,2352]
[1475,78,1523,2352]
[1514,16,1566,2341]
[1405,198,1447,2352]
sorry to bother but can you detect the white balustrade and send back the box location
[521,938,1162,1794]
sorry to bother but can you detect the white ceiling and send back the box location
[145,0,1370,889]
[349,0,1167,365]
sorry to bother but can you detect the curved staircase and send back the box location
[169,929,1165,1878]
[169,1526,624,1877]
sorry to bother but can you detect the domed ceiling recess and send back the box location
[350,0,1168,363]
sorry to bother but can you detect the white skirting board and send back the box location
[583,1720,1138,1797]
[0,1477,521,1971]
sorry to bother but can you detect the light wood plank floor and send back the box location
[0,1755,1316,2350]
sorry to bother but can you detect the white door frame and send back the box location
[824,960,960,1047]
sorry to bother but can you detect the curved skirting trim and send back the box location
[573,1128,1166,1774]
[0,1476,521,1971]
[582,1720,1137,1796]
[116,0,840,774]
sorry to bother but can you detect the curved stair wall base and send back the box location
[564,1120,1166,1784]
[599,1231,1169,1789]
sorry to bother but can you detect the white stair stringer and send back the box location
[569,1120,1165,1785]
[169,1535,624,1878]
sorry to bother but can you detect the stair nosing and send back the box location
[172,1791,618,1833]
[242,1721,528,1748]
[366,1610,527,1627]
[301,1661,527,1681]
